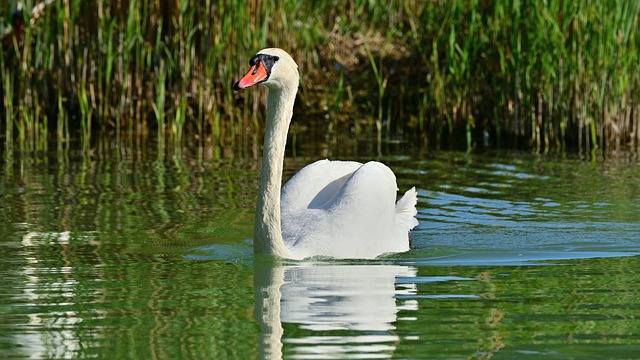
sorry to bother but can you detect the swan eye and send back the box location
[260,55,278,73]
[248,54,280,75]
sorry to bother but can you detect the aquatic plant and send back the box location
[0,0,639,156]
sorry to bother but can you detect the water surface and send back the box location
[1,141,639,359]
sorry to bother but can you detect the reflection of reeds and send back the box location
[1,1,639,155]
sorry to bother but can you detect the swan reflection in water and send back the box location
[254,261,419,359]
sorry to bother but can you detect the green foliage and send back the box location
[1,0,639,154]
[392,0,640,152]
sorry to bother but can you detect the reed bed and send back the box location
[1,0,639,156]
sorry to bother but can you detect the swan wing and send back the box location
[281,159,362,213]
[282,161,417,259]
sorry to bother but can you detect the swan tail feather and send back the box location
[395,187,419,230]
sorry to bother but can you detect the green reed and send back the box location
[365,43,387,144]
[1,51,13,153]
[1,0,639,155]
[402,0,640,152]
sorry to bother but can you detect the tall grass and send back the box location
[1,0,639,156]
[405,0,640,153]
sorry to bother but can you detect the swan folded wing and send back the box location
[281,159,362,213]
[292,162,404,258]
[322,161,398,214]
[281,160,416,259]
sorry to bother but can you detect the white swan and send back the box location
[233,48,419,260]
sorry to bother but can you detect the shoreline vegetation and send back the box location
[1,0,640,158]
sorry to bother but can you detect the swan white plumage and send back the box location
[233,48,419,260]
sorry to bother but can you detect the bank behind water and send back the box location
[2,1,640,153]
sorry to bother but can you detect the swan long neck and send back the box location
[254,85,297,258]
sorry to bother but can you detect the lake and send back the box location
[1,136,639,359]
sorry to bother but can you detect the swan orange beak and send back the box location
[233,61,269,90]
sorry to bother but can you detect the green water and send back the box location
[1,140,639,359]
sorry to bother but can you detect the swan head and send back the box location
[233,48,299,92]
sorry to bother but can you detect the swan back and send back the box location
[281,160,417,259]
